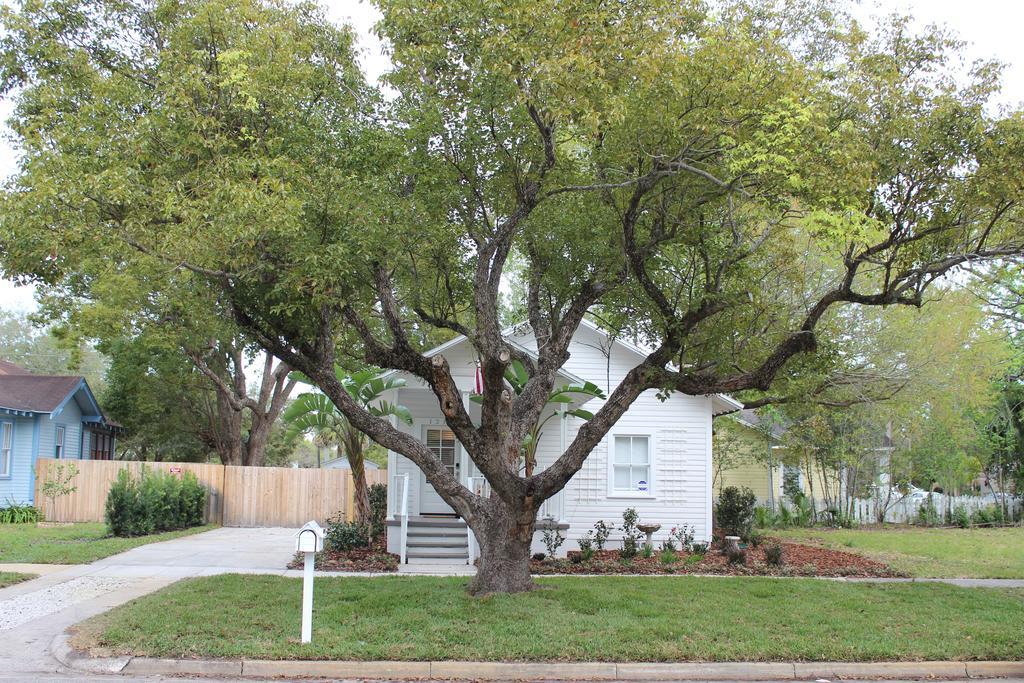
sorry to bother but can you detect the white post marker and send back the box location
[294,520,325,644]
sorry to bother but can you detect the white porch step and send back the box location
[408,540,467,548]
[399,516,470,564]
[405,554,471,564]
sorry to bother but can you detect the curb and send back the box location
[50,640,1024,682]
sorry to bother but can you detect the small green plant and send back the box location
[690,542,709,554]
[592,520,612,550]
[726,545,747,565]
[685,553,703,566]
[324,517,370,551]
[917,495,940,527]
[0,501,41,524]
[764,542,784,567]
[747,530,764,547]
[671,523,696,551]
[641,543,654,558]
[754,506,776,529]
[578,532,595,561]
[790,492,814,527]
[542,527,565,557]
[715,486,757,539]
[659,548,678,565]
[41,461,79,516]
[619,508,640,559]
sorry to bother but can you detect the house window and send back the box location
[425,427,457,478]
[90,431,114,460]
[612,435,651,494]
[0,422,11,477]
[54,425,65,459]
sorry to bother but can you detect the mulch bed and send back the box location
[288,536,399,573]
[529,539,903,577]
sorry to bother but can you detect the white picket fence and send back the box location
[798,494,1021,526]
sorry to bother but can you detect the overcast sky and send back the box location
[1,0,1021,313]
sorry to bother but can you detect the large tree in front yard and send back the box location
[2,0,1023,594]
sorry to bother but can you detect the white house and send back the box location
[384,320,741,564]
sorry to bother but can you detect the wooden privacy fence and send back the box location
[34,458,387,527]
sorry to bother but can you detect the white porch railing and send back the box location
[539,490,564,522]
[392,473,410,564]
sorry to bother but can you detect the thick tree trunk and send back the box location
[468,500,538,595]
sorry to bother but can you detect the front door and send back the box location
[420,425,459,514]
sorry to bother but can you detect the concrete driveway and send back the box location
[0,526,298,679]
[86,526,296,578]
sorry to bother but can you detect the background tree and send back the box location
[1,0,1023,594]
[0,309,107,389]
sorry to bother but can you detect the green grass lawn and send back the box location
[0,523,217,564]
[75,574,1024,662]
[772,526,1024,579]
[0,571,35,588]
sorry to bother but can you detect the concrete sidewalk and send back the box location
[0,526,297,679]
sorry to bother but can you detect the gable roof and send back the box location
[565,319,742,416]
[0,359,31,375]
[400,321,743,415]
[0,374,86,413]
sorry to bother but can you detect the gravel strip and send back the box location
[0,576,132,631]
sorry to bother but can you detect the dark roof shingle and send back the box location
[0,375,82,412]
[0,360,31,376]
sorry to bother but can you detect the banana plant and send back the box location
[284,368,411,523]
[472,360,605,476]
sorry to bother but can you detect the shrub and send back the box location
[690,542,709,554]
[659,548,678,565]
[0,501,41,524]
[368,483,387,538]
[661,537,677,553]
[578,532,595,562]
[324,516,370,551]
[619,508,640,558]
[671,523,696,551]
[764,543,785,567]
[541,527,565,557]
[715,486,757,539]
[104,467,207,537]
[917,495,940,527]
[726,546,747,565]
[532,552,546,561]
[592,520,612,550]
[685,553,703,566]
[952,505,971,529]
[747,530,764,547]
[791,492,814,527]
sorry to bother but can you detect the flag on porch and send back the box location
[475,359,484,394]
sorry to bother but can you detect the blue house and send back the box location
[0,360,121,505]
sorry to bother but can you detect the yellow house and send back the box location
[713,411,841,506]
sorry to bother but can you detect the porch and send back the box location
[384,381,580,565]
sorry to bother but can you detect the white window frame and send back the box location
[0,421,12,478]
[423,425,458,479]
[54,424,66,459]
[607,433,655,498]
